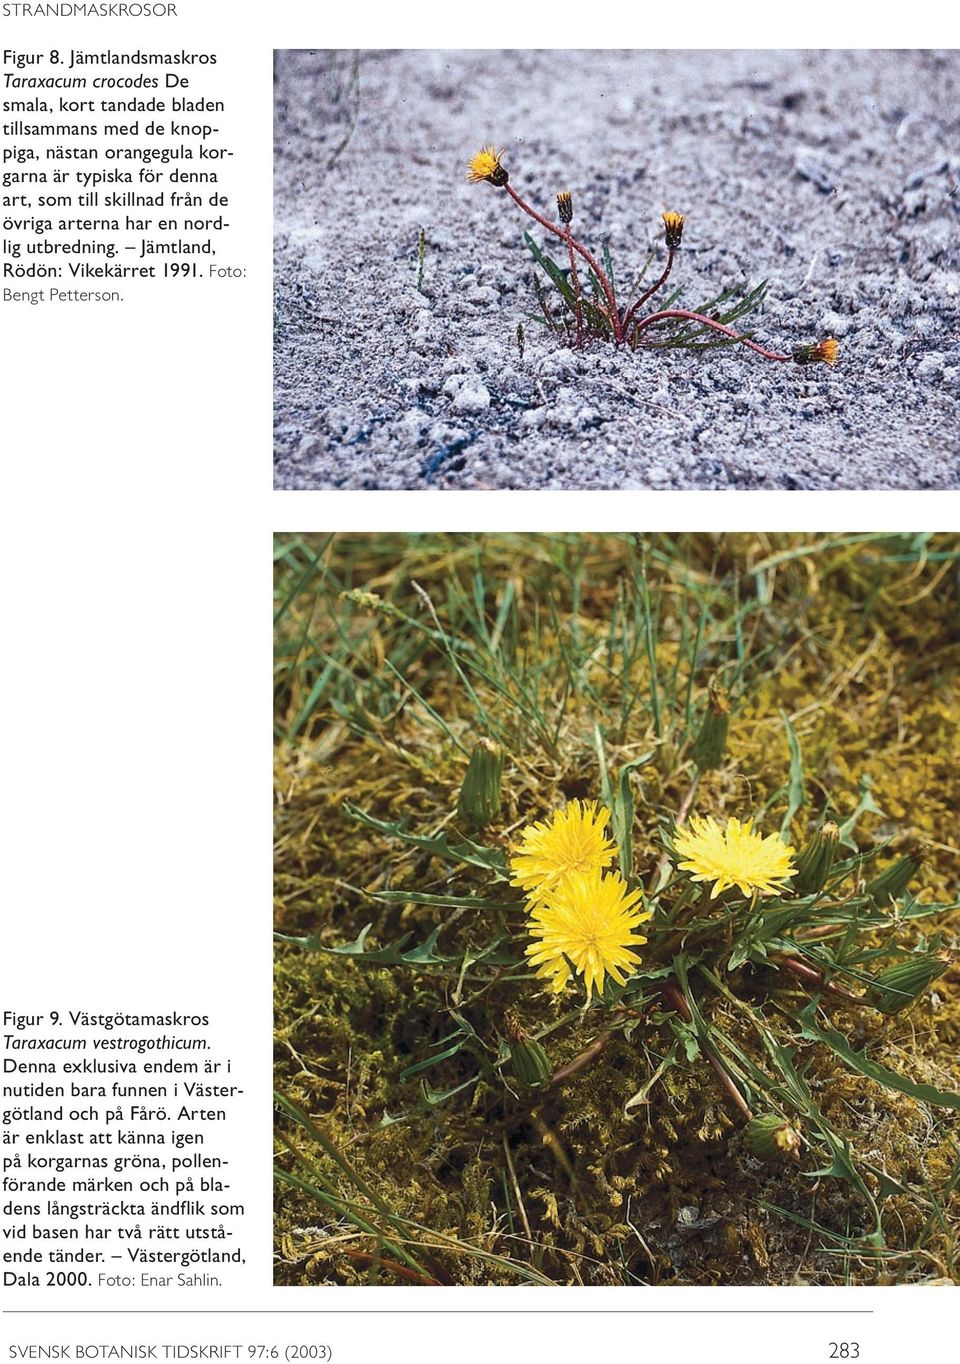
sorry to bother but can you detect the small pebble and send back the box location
[794,146,835,193]
[915,354,944,382]
[453,378,491,414]
[821,310,850,338]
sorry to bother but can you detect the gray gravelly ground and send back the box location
[274,49,960,491]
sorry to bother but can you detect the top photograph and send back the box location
[273,48,959,492]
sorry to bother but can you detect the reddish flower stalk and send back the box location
[502,183,623,343]
[663,983,753,1122]
[338,1249,442,1287]
[621,248,676,334]
[630,308,793,362]
[773,955,867,1007]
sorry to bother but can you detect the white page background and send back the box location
[2,2,958,1358]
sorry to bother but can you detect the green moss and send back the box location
[274,533,960,1285]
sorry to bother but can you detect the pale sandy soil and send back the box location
[274,49,959,490]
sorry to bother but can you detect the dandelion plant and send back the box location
[281,768,955,1260]
[466,145,839,366]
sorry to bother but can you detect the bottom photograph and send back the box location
[273,532,960,1286]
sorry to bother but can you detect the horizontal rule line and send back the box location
[3,1310,875,1316]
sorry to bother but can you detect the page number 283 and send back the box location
[829,1345,860,1359]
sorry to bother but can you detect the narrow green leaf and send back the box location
[344,801,509,877]
[838,773,885,848]
[419,1075,477,1106]
[524,231,577,311]
[612,749,656,879]
[624,1041,680,1114]
[370,890,519,910]
[602,241,618,303]
[401,925,449,963]
[780,710,806,839]
[399,1039,468,1080]
[796,1005,960,1110]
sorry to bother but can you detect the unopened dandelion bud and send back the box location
[509,1037,552,1087]
[662,210,685,249]
[866,843,926,905]
[793,820,840,895]
[557,191,574,225]
[690,679,730,772]
[866,953,950,1015]
[457,737,503,829]
[744,1113,802,1162]
[792,337,839,366]
[504,1010,552,1087]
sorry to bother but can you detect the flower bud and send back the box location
[793,820,840,895]
[504,1010,552,1087]
[557,191,574,225]
[690,679,730,772]
[457,737,503,829]
[744,1113,802,1162]
[662,211,685,249]
[865,843,926,905]
[866,954,950,1014]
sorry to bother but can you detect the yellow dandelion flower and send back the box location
[510,799,616,897]
[525,869,651,999]
[672,815,797,900]
[467,145,508,186]
[662,210,685,248]
[793,337,839,366]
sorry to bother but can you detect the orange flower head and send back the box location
[793,337,839,366]
[467,145,508,187]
